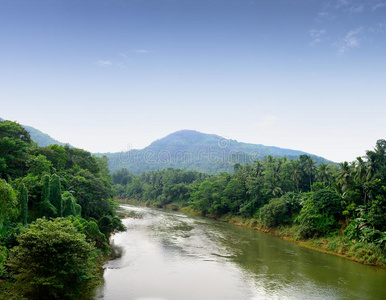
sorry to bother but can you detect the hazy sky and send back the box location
[1,0,385,162]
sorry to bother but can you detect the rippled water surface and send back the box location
[93,205,386,300]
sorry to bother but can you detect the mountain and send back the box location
[96,130,333,174]
[23,125,71,147]
[1,118,70,147]
[1,118,333,174]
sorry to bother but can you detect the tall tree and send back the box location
[39,175,56,218]
[0,120,32,179]
[303,156,317,191]
[18,183,28,225]
[336,161,352,193]
[0,179,18,224]
[49,174,63,217]
[289,160,302,191]
[316,163,331,186]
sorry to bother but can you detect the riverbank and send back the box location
[117,198,386,268]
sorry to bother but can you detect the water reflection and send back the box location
[93,205,386,300]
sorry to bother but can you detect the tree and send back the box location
[316,163,331,186]
[26,154,52,175]
[289,160,302,191]
[38,175,56,218]
[303,156,317,191]
[260,198,289,227]
[336,161,352,193]
[0,120,32,179]
[49,174,62,217]
[0,179,18,223]
[18,183,28,225]
[62,191,81,217]
[297,189,342,238]
[7,218,99,300]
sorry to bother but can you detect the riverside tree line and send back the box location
[0,120,124,299]
[113,140,386,266]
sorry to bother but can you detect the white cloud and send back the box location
[370,21,386,33]
[372,2,386,10]
[96,60,113,67]
[309,29,326,46]
[133,49,151,54]
[253,115,277,130]
[349,4,364,12]
[335,0,352,9]
[119,52,128,59]
[334,28,363,54]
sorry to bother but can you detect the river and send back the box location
[93,204,386,300]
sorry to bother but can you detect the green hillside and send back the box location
[0,119,333,174]
[0,118,70,147]
[23,125,70,147]
[97,130,332,174]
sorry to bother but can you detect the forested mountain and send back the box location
[0,117,70,147]
[22,125,71,147]
[113,139,386,266]
[0,120,124,299]
[0,118,332,174]
[97,130,332,174]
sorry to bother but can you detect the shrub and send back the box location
[297,189,342,238]
[7,218,99,299]
[260,198,289,227]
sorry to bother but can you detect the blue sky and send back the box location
[1,0,385,162]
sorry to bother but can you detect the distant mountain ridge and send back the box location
[0,117,71,147]
[1,118,333,174]
[96,130,332,174]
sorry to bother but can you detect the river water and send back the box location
[93,205,386,300]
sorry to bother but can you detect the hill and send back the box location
[0,117,70,147]
[96,130,332,174]
[0,119,333,174]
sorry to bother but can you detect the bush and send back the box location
[7,218,99,299]
[260,198,289,227]
[297,189,342,238]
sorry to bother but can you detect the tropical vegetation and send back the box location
[0,120,124,299]
[113,140,386,266]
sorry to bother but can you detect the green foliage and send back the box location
[0,120,125,296]
[37,175,56,219]
[22,124,69,147]
[98,215,125,239]
[0,180,18,223]
[260,198,289,227]
[0,245,7,278]
[49,174,62,217]
[7,218,99,300]
[297,190,342,238]
[99,130,331,174]
[70,217,108,249]
[26,154,52,175]
[62,191,79,217]
[0,120,32,179]
[17,184,28,225]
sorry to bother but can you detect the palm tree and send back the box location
[336,161,352,193]
[354,157,367,184]
[374,139,386,167]
[354,156,369,204]
[303,157,317,191]
[365,151,378,181]
[316,163,331,186]
[251,160,264,178]
[289,160,302,192]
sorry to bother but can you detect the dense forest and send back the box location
[0,120,124,299]
[113,140,386,266]
[97,130,331,174]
